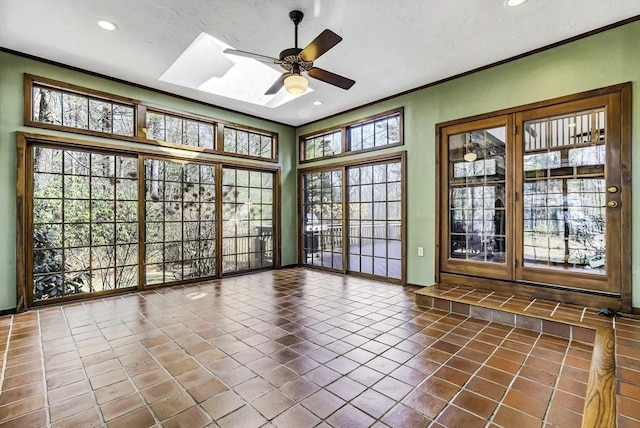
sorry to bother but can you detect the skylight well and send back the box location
[160,33,311,108]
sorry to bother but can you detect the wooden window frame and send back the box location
[24,74,279,162]
[218,123,278,162]
[299,107,404,163]
[435,83,632,311]
[16,131,281,310]
[297,151,407,284]
[25,74,138,140]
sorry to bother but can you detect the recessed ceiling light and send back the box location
[98,20,118,31]
[313,100,323,106]
[504,0,527,6]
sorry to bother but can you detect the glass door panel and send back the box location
[221,168,274,274]
[347,161,402,279]
[516,103,621,293]
[301,170,343,270]
[440,117,511,281]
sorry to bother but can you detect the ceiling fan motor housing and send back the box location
[278,48,312,72]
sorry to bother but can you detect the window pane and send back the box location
[448,126,507,263]
[32,147,138,301]
[523,108,606,273]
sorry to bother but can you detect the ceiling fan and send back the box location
[223,10,355,95]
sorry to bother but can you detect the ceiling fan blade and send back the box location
[223,48,277,64]
[265,73,287,95]
[308,67,355,90]
[300,29,342,62]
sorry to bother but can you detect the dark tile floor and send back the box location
[0,268,610,427]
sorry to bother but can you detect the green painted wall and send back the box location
[296,21,640,308]
[1,21,639,311]
[0,52,298,311]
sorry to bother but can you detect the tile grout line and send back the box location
[37,311,51,427]
[0,314,13,398]
[486,330,546,426]
[550,302,561,317]
[478,291,495,303]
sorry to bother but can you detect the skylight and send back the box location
[160,33,311,108]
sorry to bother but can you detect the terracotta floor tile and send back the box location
[301,389,346,419]
[351,389,396,419]
[436,405,487,428]
[141,378,182,404]
[381,403,432,427]
[100,392,146,422]
[252,389,296,419]
[49,392,94,423]
[217,404,267,428]
[186,377,228,403]
[0,380,43,406]
[272,403,321,428]
[3,268,631,428]
[51,407,103,428]
[107,407,156,428]
[279,377,320,401]
[162,406,213,428]
[402,389,447,419]
[492,404,543,428]
[0,409,46,428]
[201,390,246,420]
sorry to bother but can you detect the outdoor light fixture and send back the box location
[284,72,308,94]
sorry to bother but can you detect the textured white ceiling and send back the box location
[1,0,639,126]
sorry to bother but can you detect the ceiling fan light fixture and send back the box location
[464,152,477,162]
[97,19,118,31]
[284,73,308,94]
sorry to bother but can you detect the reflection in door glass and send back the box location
[448,127,507,263]
[523,109,606,273]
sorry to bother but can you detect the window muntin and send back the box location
[522,108,606,273]
[32,85,135,136]
[300,108,403,162]
[146,111,214,149]
[221,168,275,273]
[31,147,138,301]
[144,159,217,284]
[349,112,401,151]
[302,131,342,161]
[447,127,507,263]
[223,127,274,160]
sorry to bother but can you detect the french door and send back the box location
[438,85,630,306]
[300,155,405,283]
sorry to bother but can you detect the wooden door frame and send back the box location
[435,83,632,311]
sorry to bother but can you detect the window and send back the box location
[347,160,403,279]
[300,153,405,283]
[222,168,275,273]
[31,84,134,136]
[146,111,214,149]
[300,108,403,162]
[437,84,631,309]
[303,130,342,160]
[349,112,401,151]
[144,158,216,285]
[30,146,138,302]
[25,75,279,161]
[222,126,275,160]
[19,134,280,308]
